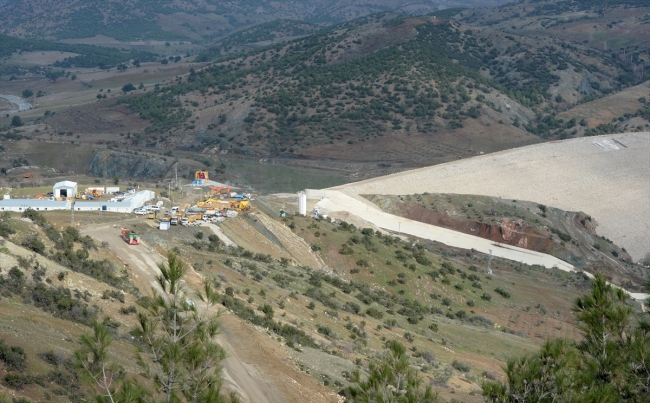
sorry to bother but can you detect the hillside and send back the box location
[0,184,647,402]
[0,0,507,42]
[115,13,642,163]
[0,3,648,188]
[331,132,650,265]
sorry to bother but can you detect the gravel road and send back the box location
[313,189,576,271]
[201,222,239,247]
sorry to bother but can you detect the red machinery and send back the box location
[121,229,139,245]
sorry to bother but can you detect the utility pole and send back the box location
[487,249,493,275]
[71,201,75,225]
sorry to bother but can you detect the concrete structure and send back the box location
[311,189,648,301]
[0,199,71,212]
[298,191,307,216]
[331,132,650,261]
[53,181,77,199]
[73,190,155,213]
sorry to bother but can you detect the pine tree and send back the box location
[77,252,237,403]
[346,340,439,403]
[75,321,148,403]
[482,275,650,403]
[135,251,232,403]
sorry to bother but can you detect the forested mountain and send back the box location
[118,11,642,163]
[0,0,509,42]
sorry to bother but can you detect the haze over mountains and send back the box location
[0,0,509,41]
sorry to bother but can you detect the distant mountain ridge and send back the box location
[0,0,510,42]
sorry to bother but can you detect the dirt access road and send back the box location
[81,223,277,403]
[81,222,338,403]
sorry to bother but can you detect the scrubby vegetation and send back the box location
[0,34,158,69]
[116,11,641,158]
[19,209,132,291]
[483,275,650,403]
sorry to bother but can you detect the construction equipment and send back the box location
[88,189,104,197]
[227,199,251,212]
[197,198,221,208]
[121,229,139,245]
[211,185,230,195]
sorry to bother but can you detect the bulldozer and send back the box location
[121,229,139,245]
[227,199,251,212]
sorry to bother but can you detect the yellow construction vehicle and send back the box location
[197,198,221,208]
[228,200,251,212]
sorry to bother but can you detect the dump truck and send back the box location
[121,229,139,245]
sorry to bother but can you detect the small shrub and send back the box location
[494,287,511,299]
[452,360,471,373]
[365,307,384,319]
[119,305,137,315]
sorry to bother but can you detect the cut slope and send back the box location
[331,132,650,262]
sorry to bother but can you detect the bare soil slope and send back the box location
[333,133,650,262]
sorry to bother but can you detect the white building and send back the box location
[73,190,155,213]
[53,180,78,199]
[0,199,71,212]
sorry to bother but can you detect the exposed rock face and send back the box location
[499,219,527,248]
[88,150,175,179]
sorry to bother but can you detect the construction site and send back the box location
[0,133,648,403]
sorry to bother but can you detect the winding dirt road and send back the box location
[80,223,282,403]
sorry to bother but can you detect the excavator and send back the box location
[211,185,230,196]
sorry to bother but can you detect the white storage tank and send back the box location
[298,191,307,216]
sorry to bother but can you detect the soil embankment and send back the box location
[333,133,650,262]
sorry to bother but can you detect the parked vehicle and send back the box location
[121,229,139,245]
[133,207,146,215]
[170,217,178,225]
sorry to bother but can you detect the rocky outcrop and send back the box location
[88,150,175,179]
